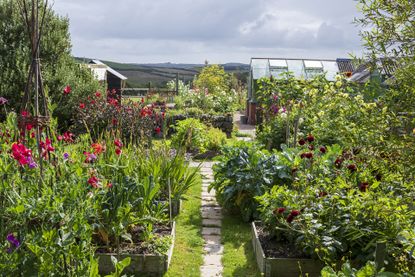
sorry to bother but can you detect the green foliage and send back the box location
[171,118,209,152]
[321,261,407,277]
[256,141,415,271]
[210,142,292,221]
[0,113,197,275]
[194,65,230,95]
[206,127,227,152]
[0,0,102,128]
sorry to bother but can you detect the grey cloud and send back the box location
[53,0,363,63]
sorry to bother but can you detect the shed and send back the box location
[88,60,127,94]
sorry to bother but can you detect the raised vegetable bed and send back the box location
[251,221,323,277]
[97,222,176,277]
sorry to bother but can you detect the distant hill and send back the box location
[75,57,249,88]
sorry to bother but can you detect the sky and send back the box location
[53,0,364,64]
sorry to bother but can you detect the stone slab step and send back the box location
[204,243,224,255]
[203,254,222,266]
[202,227,221,236]
[202,219,222,227]
[200,266,223,277]
[202,209,222,220]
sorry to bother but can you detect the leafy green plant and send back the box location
[210,142,292,221]
[171,118,209,153]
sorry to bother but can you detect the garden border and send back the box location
[97,221,176,277]
[251,221,323,277]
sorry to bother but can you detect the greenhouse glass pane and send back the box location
[304,60,323,69]
[322,61,339,81]
[269,59,288,68]
[251,59,270,79]
[286,60,305,78]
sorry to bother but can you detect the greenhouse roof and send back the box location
[250,57,353,81]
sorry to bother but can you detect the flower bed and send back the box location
[251,222,323,277]
[97,222,176,276]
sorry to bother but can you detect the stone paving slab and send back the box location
[202,227,221,236]
[202,234,221,245]
[200,266,223,277]
[202,219,222,227]
[200,162,223,277]
[203,254,222,266]
[204,243,224,255]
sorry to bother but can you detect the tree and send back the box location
[194,65,232,94]
[0,0,102,129]
[356,0,415,112]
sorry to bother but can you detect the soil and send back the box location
[95,223,173,255]
[255,222,310,259]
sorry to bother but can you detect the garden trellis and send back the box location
[16,0,51,175]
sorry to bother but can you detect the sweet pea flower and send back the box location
[63,85,71,95]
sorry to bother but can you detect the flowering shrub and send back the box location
[255,141,415,272]
[76,90,165,144]
[0,112,197,275]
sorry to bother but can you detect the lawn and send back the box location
[221,213,261,277]
[165,172,204,277]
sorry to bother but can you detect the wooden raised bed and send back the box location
[251,221,323,277]
[97,222,176,277]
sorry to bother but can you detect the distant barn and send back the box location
[88,60,127,95]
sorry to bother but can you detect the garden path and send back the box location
[195,161,224,277]
[234,111,255,141]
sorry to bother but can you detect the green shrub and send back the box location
[171,118,209,153]
[206,127,227,151]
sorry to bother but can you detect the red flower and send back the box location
[95,91,102,97]
[334,158,343,168]
[11,143,32,166]
[301,152,313,159]
[107,183,113,188]
[298,139,306,146]
[92,143,105,155]
[347,164,357,172]
[25,124,33,131]
[319,191,328,197]
[63,132,74,143]
[286,214,294,223]
[31,132,36,139]
[63,85,71,95]
[141,97,144,103]
[290,210,300,216]
[359,182,369,192]
[112,118,118,126]
[114,139,123,148]
[155,127,161,134]
[307,134,315,143]
[88,176,100,188]
[319,146,327,154]
[277,208,286,214]
[21,110,29,117]
[79,103,86,109]
[40,138,55,157]
[115,148,122,156]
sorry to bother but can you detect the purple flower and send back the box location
[0,97,8,105]
[271,105,279,114]
[63,153,69,160]
[7,233,20,248]
[27,156,37,169]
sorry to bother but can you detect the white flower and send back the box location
[280,112,287,119]
[298,118,304,125]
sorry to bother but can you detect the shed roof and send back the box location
[90,60,127,80]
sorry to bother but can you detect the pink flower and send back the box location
[79,103,85,109]
[114,139,123,148]
[88,176,100,188]
[63,85,71,95]
[115,148,122,156]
